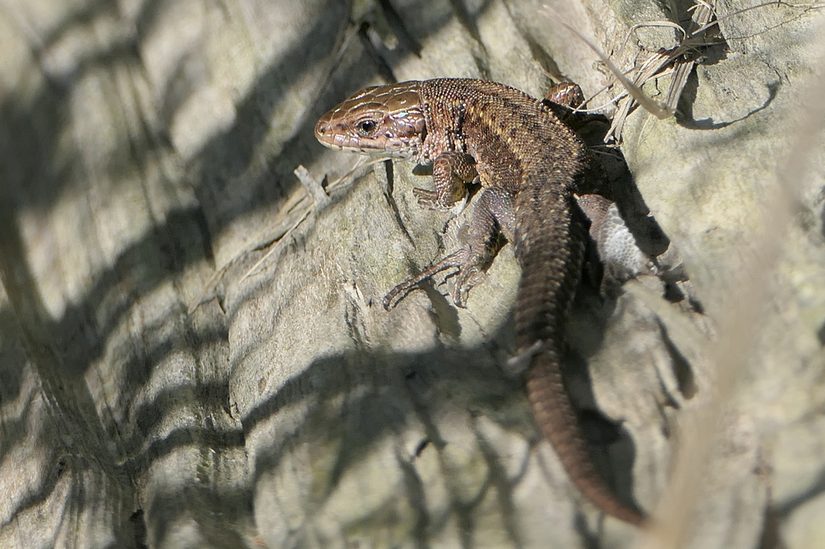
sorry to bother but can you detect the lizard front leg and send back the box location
[412,151,478,211]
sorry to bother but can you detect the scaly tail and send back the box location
[514,180,645,526]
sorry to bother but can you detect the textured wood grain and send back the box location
[0,1,823,547]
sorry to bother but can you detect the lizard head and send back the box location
[315,81,426,159]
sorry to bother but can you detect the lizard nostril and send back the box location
[314,117,330,137]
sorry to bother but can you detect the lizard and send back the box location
[314,78,646,526]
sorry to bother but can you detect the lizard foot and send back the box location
[382,245,491,310]
[383,249,469,310]
[505,340,546,375]
[412,187,449,210]
[450,262,486,307]
[412,188,470,214]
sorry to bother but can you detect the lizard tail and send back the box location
[514,186,645,526]
[526,355,645,526]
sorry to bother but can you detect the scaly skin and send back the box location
[315,78,645,525]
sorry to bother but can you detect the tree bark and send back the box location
[0,1,823,547]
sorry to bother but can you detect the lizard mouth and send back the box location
[313,117,369,151]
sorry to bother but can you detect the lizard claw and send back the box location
[413,188,451,211]
[450,264,484,307]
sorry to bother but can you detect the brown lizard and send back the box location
[315,78,645,525]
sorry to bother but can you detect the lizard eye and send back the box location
[356,119,378,136]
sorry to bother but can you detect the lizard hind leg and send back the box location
[383,187,515,310]
[451,187,515,306]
